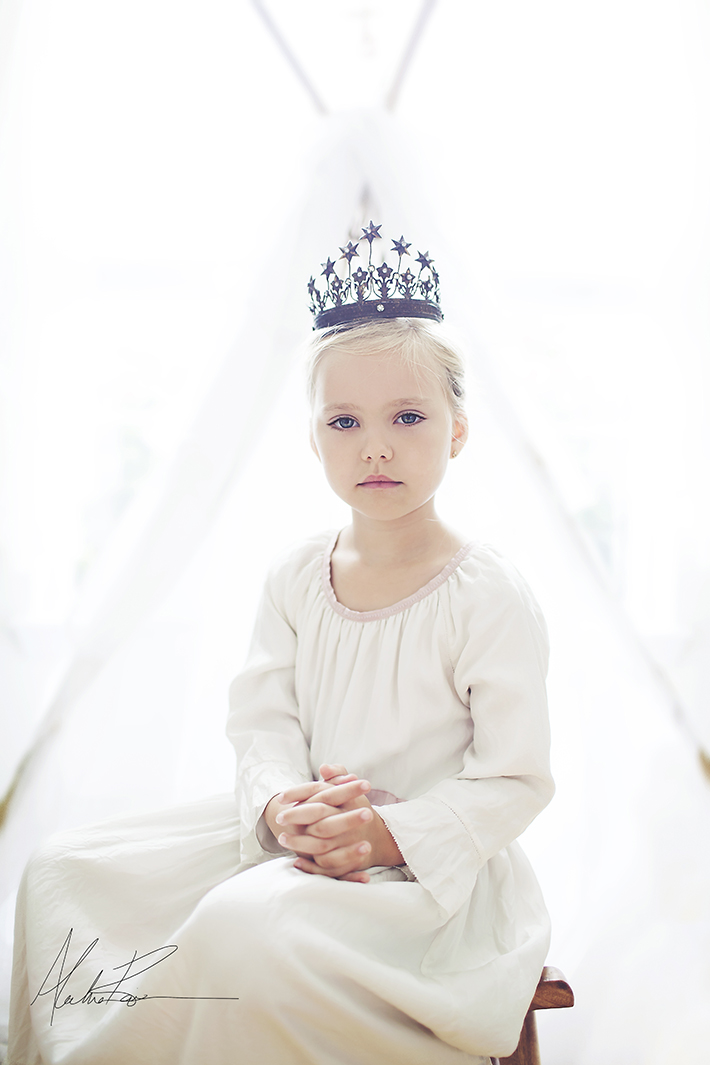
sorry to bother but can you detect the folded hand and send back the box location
[265,763,402,883]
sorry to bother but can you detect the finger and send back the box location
[303,779,371,808]
[277,820,373,856]
[314,793,372,815]
[277,830,322,854]
[294,857,370,883]
[277,780,371,818]
[277,830,341,856]
[302,807,373,839]
[313,840,372,872]
[276,802,373,833]
[319,763,352,781]
[339,870,371,883]
[276,802,339,828]
[293,844,371,879]
[277,780,332,804]
[292,857,341,877]
[278,778,363,806]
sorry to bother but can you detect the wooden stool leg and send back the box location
[491,967,573,1065]
[499,1011,540,1065]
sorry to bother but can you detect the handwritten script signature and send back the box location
[31,928,239,1026]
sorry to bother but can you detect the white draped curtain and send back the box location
[1,2,709,1062]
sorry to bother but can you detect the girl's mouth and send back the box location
[358,476,402,487]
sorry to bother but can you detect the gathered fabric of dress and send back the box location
[9,532,554,1065]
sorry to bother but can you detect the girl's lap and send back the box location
[187,856,440,960]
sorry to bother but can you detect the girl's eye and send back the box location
[329,416,358,431]
[396,412,424,425]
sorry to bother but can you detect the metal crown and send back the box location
[308,221,442,331]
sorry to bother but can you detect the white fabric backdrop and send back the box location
[1,2,709,1062]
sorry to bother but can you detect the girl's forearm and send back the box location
[368,813,404,867]
[263,795,292,839]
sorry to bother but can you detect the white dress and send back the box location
[9,532,554,1065]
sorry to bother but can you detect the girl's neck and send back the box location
[339,506,464,570]
[330,508,468,613]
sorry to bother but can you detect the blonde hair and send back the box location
[304,318,467,416]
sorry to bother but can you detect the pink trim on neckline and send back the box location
[321,530,475,622]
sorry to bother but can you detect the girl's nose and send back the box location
[362,437,393,462]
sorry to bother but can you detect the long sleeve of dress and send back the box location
[226,566,313,865]
[376,558,554,918]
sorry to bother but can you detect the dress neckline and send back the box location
[321,530,475,623]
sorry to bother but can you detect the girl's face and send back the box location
[310,347,467,527]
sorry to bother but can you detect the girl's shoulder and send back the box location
[448,542,549,662]
[456,542,537,597]
[261,530,333,613]
[266,530,332,580]
[448,541,547,626]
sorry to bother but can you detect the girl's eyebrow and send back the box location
[323,402,360,413]
[388,397,429,407]
[323,397,429,414]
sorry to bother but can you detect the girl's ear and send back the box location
[451,413,469,456]
[310,430,321,462]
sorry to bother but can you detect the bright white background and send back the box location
[1,2,709,1062]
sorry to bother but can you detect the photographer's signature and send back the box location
[31,928,239,1026]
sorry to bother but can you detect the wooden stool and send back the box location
[492,966,574,1065]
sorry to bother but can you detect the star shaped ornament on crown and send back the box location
[361,220,383,244]
[391,236,412,258]
[339,241,360,266]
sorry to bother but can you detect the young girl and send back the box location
[9,229,553,1065]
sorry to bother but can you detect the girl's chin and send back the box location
[349,501,437,524]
